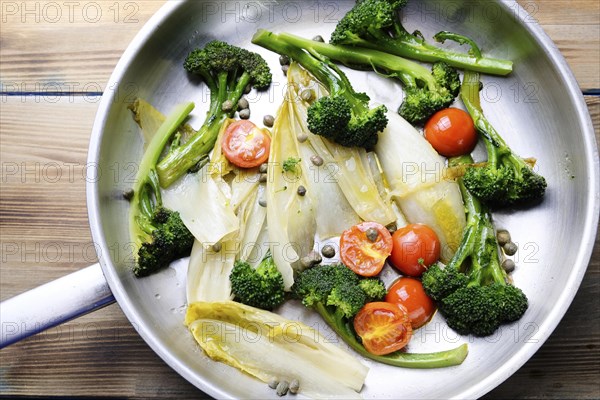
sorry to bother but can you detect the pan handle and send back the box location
[0,263,115,348]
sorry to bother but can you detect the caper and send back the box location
[244,83,252,94]
[297,185,307,196]
[282,64,289,75]
[496,230,511,246]
[123,189,134,201]
[279,54,290,66]
[289,379,300,394]
[212,242,222,252]
[366,227,379,242]
[321,245,336,258]
[503,241,518,256]
[276,380,289,396]
[259,173,267,183]
[268,378,279,389]
[297,133,308,143]
[312,35,324,42]
[263,114,275,127]
[386,222,398,234]
[239,109,251,120]
[237,97,249,110]
[259,198,267,207]
[502,259,516,273]
[310,154,323,166]
[259,163,268,174]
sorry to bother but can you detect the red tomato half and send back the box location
[424,108,477,157]
[389,224,440,277]
[386,277,436,329]
[353,302,413,355]
[340,222,393,277]
[222,120,271,168]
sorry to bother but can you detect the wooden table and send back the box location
[1,1,598,398]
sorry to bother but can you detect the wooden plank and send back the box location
[1,1,599,90]
[0,95,598,398]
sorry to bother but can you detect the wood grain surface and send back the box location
[1,1,599,399]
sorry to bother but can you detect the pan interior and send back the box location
[88,1,598,398]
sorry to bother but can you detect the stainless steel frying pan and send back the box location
[1,1,598,398]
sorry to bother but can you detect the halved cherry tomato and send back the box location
[389,223,440,277]
[424,108,477,157]
[353,302,412,355]
[340,222,393,277]
[222,120,271,168]
[386,277,436,329]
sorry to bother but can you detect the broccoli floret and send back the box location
[252,29,388,148]
[460,71,547,207]
[293,263,468,368]
[420,263,468,301]
[330,0,513,76]
[421,155,529,336]
[359,278,387,301]
[134,207,194,277]
[156,40,272,187]
[229,253,285,310]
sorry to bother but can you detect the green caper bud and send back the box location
[503,241,518,256]
[496,230,511,246]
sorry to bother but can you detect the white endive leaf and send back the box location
[163,165,239,246]
[186,301,367,399]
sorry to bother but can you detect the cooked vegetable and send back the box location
[386,277,436,329]
[287,63,397,227]
[221,120,271,168]
[421,155,529,336]
[293,263,387,318]
[424,108,477,157]
[460,71,547,207]
[293,264,468,368]
[156,40,272,186]
[229,252,285,310]
[353,301,412,355]
[252,29,388,148]
[185,301,369,398]
[128,102,196,276]
[340,222,393,277]
[329,0,513,76]
[254,29,460,125]
[162,164,239,245]
[267,89,316,290]
[374,111,466,262]
[389,223,440,277]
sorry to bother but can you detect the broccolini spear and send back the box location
[129,102,196,277]
[156,41,272,187]
[253,30,460,125]
[330,0,513,76]
[422,155,529,336]
[252,30,388,148]
[292,264,468,368]
[460,70,547,207]
[229,252,285,311]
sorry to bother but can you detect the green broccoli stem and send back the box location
[314,303,468,369]
[460,71,528,178]
[273,31,439,91]
[156,72,252,187]
[353,25,513,76]
[252,30,349,96]
[129,101,195,249]
[448,155,508,286]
